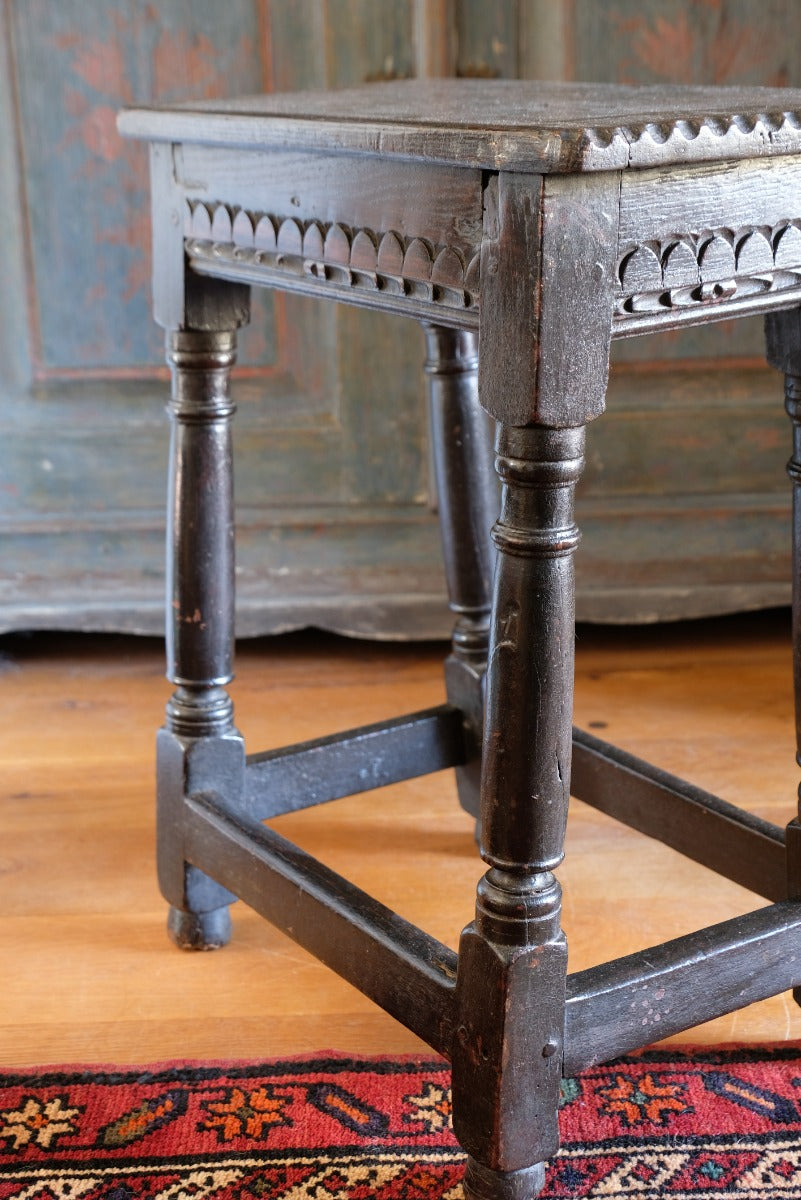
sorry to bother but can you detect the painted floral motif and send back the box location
[403,1081,452,1133]
[55,10,246,315]
[597,1071,693,1127]
[611,2,787,86]
[199,1085,292,1143]
[12,1,261,371]
[0,1094,81,1150]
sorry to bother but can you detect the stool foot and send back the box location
[167,904,231,951]
[463,1158,546,1200]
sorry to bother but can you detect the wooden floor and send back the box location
[2,610,800,1069]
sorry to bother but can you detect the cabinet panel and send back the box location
[571,0,797,617]
[1,0,444,636]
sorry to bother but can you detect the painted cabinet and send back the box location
[1,1,797,633]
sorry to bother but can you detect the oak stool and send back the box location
[119,81,801,1200]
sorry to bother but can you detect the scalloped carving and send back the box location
[232,209,255,244]
[183,199,479,314]
[662,241,699,288]
[377,231,404,275]
[735,230,773,275]
[190,202,213,240]
[617,218,801,315]
[698,234,735,282]
[675,118,702,140]
[465,253,481,293]
[302,222,324,260]
[432,247,466,288]
[619,245,661,292]
[586,108,801,162]
[351,229,378,272]
[403,238,435,282]
[254,215,277,251]
[210,204,232,242]
[277,218,303,256]
[774,224,801,270]
[642,121,672,145]
[324,223,351,266]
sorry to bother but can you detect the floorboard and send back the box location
[1,611,799,1068]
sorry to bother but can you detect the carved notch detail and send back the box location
[184,201,480,312]
[617,221,801,314]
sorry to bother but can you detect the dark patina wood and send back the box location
[571,727,787,901]
[157,322,246,951]
[183,789,458,1056]
[565,901,801,1073]
[121,79,801,1200]
[451,423,583,1190]
[425,326,496,820]
[244,704,467,819]
[119,79,801,172]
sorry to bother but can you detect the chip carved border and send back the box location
[582,108,801,169]
[183,201,801,339]
[616,219,801,321]
[589,109,801,150]
[184,200,480,318]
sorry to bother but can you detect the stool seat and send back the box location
[121,78,801,171]
[119,79,801,1200]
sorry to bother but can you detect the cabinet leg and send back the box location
[157,326,245,951]
[452,423,585,1200]
[424,325,497,820]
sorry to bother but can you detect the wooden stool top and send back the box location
[119,79,801,425]
[119,79,801,173]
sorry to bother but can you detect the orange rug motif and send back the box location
[3,1047,801,1197]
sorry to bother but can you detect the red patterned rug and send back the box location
[3,1047,801,1197]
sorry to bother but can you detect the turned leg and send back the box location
[424,325,497,819]
[157,325,245,950]
[452,423,584,1200]
[783,376,801,923]
[766,312,801,907]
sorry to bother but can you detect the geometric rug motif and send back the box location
[4,1046,801,1197]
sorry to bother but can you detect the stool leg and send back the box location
[424,325,497,819]
[783,377,801,925]
[765,312,801,984]
[782,372,801,1006]
[453,423,585,1200]
[157,326,245,951]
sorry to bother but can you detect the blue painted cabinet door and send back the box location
[0,0,445,637]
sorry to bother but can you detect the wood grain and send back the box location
[1,614,799,1069]
[174,146,484,254]
[119,79,801,173]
